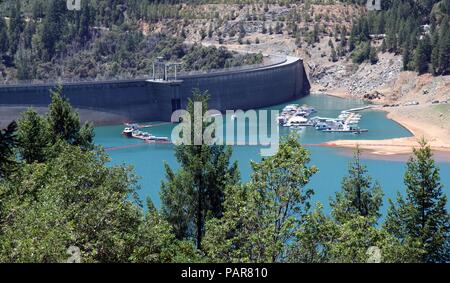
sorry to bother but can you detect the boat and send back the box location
[282,104,300,112]
[145,136,171,144]
[315,122,330,131]
[286,116,309,128]
[122,126,137,137]
[277,115,288,125]
[278,104,316,127]
[122,126,171,143]
[322,124,368,133]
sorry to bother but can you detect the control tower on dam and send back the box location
[0,56,310,126]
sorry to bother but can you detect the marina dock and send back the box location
[278,104,369,134]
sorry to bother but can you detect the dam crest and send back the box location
[0,55,310,126]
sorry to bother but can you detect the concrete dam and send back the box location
[0,56,310,126]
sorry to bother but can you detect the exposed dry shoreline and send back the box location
[312,89,450,159]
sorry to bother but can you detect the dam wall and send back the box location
[0,56,310,126]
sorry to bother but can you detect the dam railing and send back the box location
[0,55,287,87]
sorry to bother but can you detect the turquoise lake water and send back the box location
[94,94,450,214]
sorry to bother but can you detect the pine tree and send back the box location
[331,147,383,224]
[431,30,440,75]
[8,1,24,55]
[385,140,449,263]
[17,109,50,164]
[437,19,450,75]
[40,0,67,61]
[23,21,36,50]
[369,46,379,64]
[414,34,431,74]
[15,48,33,80]
[47,85,94,149]
[0,122,18,178]
[204,134,317,262]
[0,17,9,54]
[78,0,91,45]
[403,39,412,71]
[160,89,239,250]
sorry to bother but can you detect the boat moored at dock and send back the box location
[122,124,171,144]
[281,106,369,134]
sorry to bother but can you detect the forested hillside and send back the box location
[0,0,263,82]
[350,0,450,75]
[0,1,449,263]
[1,0,448,84]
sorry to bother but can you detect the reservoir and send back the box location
[94,94,450,214]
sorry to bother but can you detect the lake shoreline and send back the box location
[312,90,450,159]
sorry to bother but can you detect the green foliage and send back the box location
[17,109,50,164]
[288,145,428,263]
[331,147,383,224]
[204,134,317,263]
[290,201,424,263]
[436,18,450,75]
[130,202,203,263]
[1,1,449,262]
[183,45,262,71]
[0,144,137,262]
[414,34,432,74]
[1,103,449,262]
[47,85,94,149]
[0,1,262,82]
[351,0,448,76]
[352,42,372,64]
[8,1,24,55]
[0,122,17,178]
[385,139,449,263]
[0,84,204,263]
[160,89,240,249]
[40,0,67,61]
[0,17,8,54]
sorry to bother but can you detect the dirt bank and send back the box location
[321,104,450,157]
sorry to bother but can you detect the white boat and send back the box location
[283,104,300,112]
[285,116,308,127]
[122,127,171,143]
[122,127,134,137]
[315,122,329,131]
[277,115,287,125]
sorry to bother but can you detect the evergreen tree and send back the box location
[8,1,24,55]
[23,21,36,50]
[290,149,420,263]
[0,17,8,54]
[17,109,50,164]
[431,30,440,75]
[369,46,379,64]
[78,0,91,45]
[15,48,33,80]
[40,0,67,61]
[47,85,94,149]
[331,147,383,224]
[160,89,239,250]
[437,19,450,75]
[204,134,317,262]
[414,34,431,74]
[0,122,18,179]
[403,39,412,71]
[385,140,449,263]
